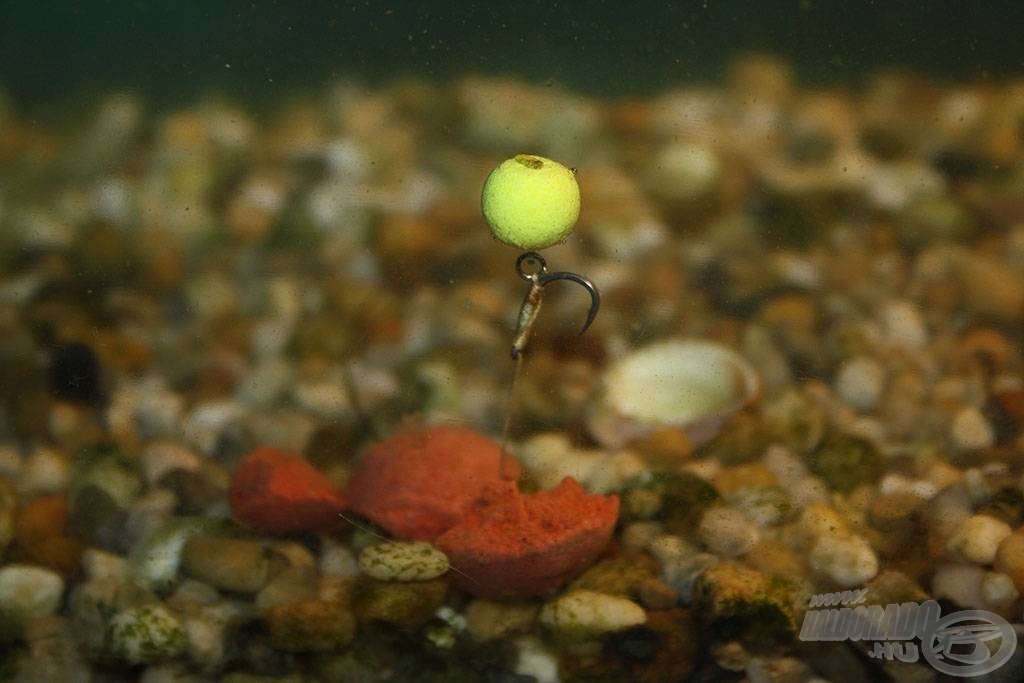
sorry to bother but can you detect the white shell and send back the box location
[358,541,449,581]
[587,339,759,449]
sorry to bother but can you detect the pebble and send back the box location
[357,540,449,581]
[0,564,64,619]
[140,440,201,487]
[353,577,448,630]
[647,534,719,601]
[11,616,91,683]
[109,604,188,664]
[318,537,360,578]
[946,514,1011,564]
[809,534,879,587]
[995,531,1024,592]
[249,565,313,614]
[264,599,356,652]
[514,636,560,683]
[181,536,271,593]
[981,571,1020,609]
[835,356,886,412]
[179,603,246,671]
[465,599,539,641]
[130,517,220,592]
[539,589,646,641]
[950,406,995,451]
[17,447,69,497]
[880,299,928,350]
[932,563,985,609]
[698,506,761,557]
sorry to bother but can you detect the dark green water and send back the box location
[2,1,1023,113]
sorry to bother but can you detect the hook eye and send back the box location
[515,251,547,281]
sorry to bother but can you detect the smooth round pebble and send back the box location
[698,506,761,557]
[358,540,449,581]
[809,535,878,587]
[946,514,1011,565]
[181,536,271,593]
[0,564,64,619]
[981,571,1020,608]
[539,589,646,640]
[950,406,995,451]
[835,356,886,412]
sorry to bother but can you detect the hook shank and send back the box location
[509,252,600,359]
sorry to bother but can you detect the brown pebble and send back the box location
[636,576,679,610]
[265,599,356,652]
[9,535,85,577]
[181,536,271,593]
[14,495,69,544]
[994,530,1024,593]
[869,492,925,531]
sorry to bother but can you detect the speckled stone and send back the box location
[357,540,449,581]
[108,604,188,664]
[539,589,646,641]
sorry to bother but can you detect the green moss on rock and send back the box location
[806,432,880,493]
[646,472,720,535]
[693,562,807,645]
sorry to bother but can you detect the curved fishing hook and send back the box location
[510,251,601,359]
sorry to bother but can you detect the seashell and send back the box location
[586,339,759,449]
[358,540,449,581]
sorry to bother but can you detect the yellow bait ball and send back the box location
[481,154,580,250]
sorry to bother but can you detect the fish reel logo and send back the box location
[921,610,1016,677]
[800,591,1017,677]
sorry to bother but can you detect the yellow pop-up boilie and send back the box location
[482,154,580,250]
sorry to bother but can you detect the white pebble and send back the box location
[950,406,994,451]
[539,590,646,639]
[809,535,878,587]
[946,514,1011,565]
[699,506,760,557]
[835,356,886,412]
[319,537,360,578]
[514,433,594,491]
[981,571,1020,608]
[515,636,560,683]
[358,541,449,581]
[0,565,64,619]
[880,300,928,350]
